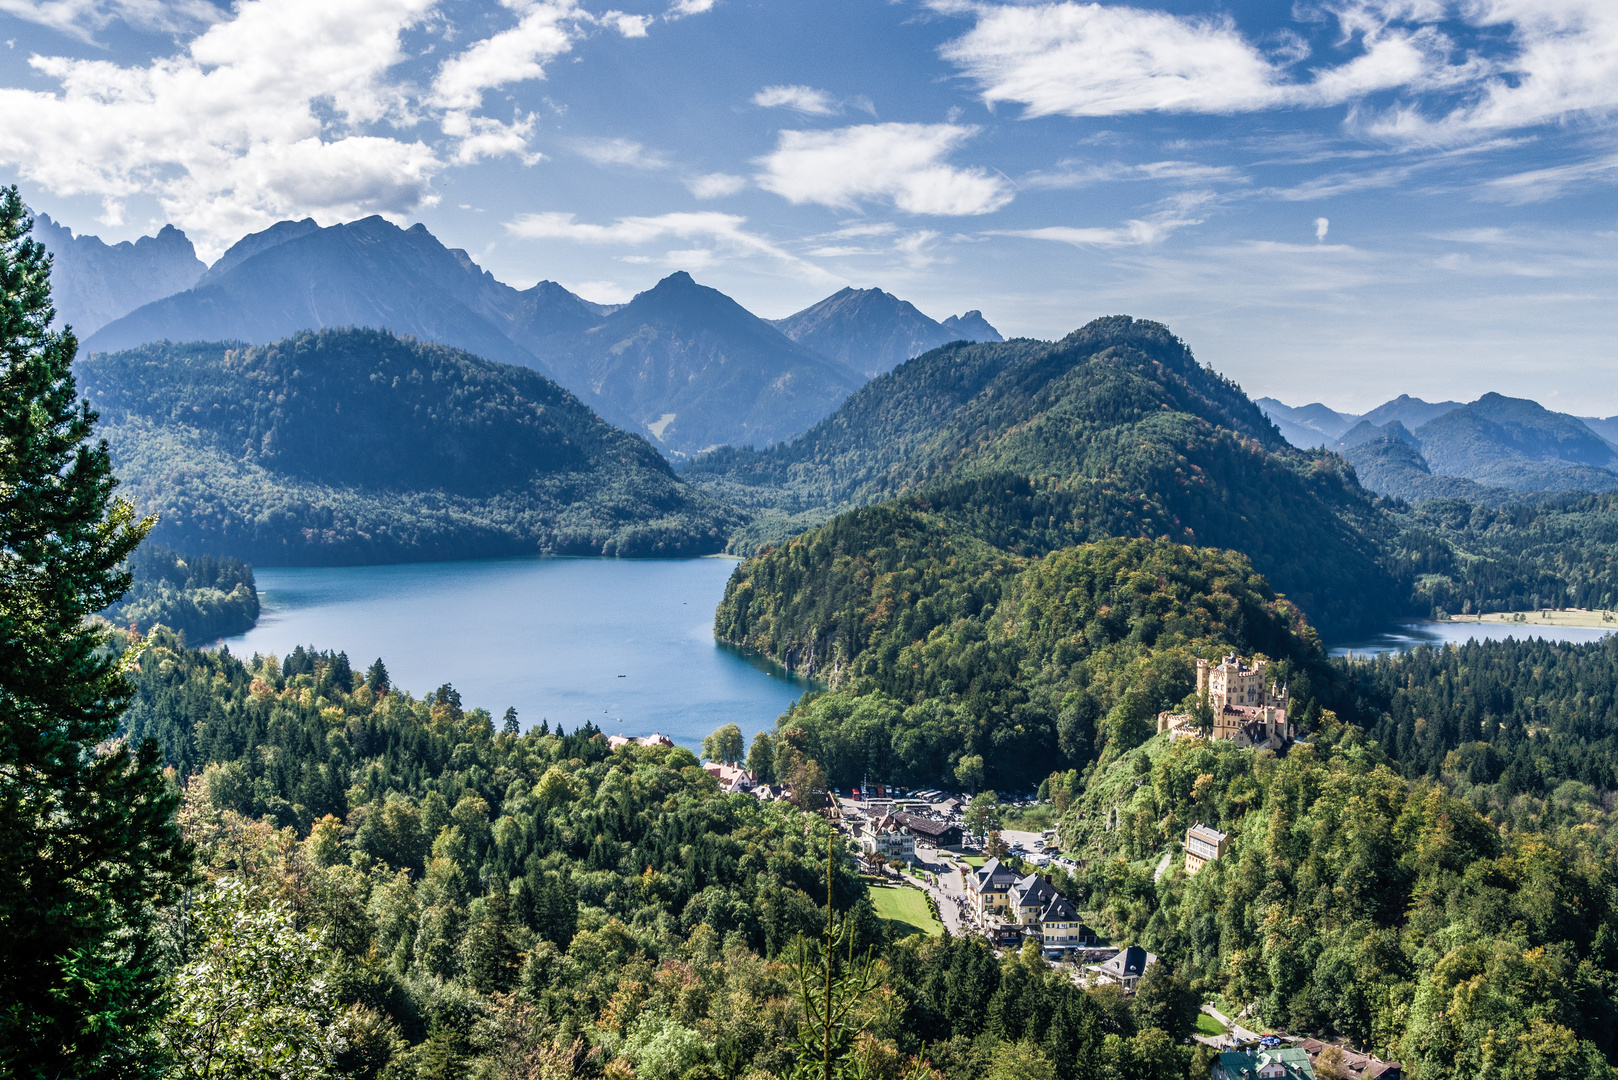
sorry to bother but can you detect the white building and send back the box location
[1184,822,1228,875]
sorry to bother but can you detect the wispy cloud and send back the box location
[751,84,876,117]
[666,0,713,17]
[991,211,1200,248]
[570,137,671,170]
[753,85,838,115]
[755,123,1012,216]
[935,0,1618,147]
[0,0,219,42]
[1478,151,1618,204]
[505,209,837,280]
[1022,159,1246,190]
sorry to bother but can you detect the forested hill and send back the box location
[721,533,1324,790]
[79,329,737,563]
[696,316,1405,640]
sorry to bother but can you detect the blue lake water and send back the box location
[1331,620,1616,657]
[223,557,810,751]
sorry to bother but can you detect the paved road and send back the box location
[914,844,973,935]
[1202,1004,1263,1046]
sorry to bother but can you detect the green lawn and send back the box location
[961,855,987,867]
[867,885,944,937]
[1195,1012,1227,1037]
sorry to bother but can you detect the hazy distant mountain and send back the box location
[772,287,1001,377]
[940,310,1003,344]
[85,216,544,368]
[1318,391,1618,501]
[1579,416,1618,445]
[1261,394,1465,452]
[1256,397,1356,448]
[1414,393,1618,492]
[32,213,205,336]
[1338,435,1519,506]
[1337,418,1420,452]
[547,272,865,457]
[1358,394,1462,430]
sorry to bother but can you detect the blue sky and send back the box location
[1,0,1615,413]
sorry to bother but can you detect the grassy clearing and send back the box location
[999,804,1059,832]
[1195,1012,1227,1037]
[961,855,987,867]
[867,885,944,937]
[1452,608,1618,629]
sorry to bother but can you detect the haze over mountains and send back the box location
[44,213,1001,458]
[33,213,205,336]
[1261,394,1618,505]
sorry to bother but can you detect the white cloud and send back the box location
[936,0,1618,146]
[666,0,712,16]
[443,111,544,165]
[752,85,838,115]
[686,172,747,198]
[602,9,649,36]
[940,4,1291,117]
[1315,216,1330,241]
[992,213,1199,247]
[755,123,1013,216]
[431,0,580,110]
[0,0,672,255]
[0,0,444,256]
[571,137,670,170]
[1360,0,1618,144]
[505,209,837,280]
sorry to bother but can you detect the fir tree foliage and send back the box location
[0,187,191,1078]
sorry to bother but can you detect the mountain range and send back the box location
[33,212,206,336]
[53,213,1000,457]
[1261,393,1618,503]
[770,286,1003,377]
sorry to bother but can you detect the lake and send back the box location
[223,557,812,751]
[1331,620,1616,657]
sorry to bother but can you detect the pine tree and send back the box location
[502,706,520,735]
[0,188,191,1077]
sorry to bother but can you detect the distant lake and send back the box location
[223,557,811,751]
[1331,620,1616,657]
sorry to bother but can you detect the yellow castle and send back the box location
[1157,654,1292,749]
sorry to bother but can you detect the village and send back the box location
[678,655,1404,1080]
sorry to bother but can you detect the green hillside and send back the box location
[700,315,1406,644]
[79,329,737,563]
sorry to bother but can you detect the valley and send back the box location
[12,194,1618,1080]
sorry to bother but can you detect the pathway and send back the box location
[1201,1003,1264,1046]
[914,844,971,935]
